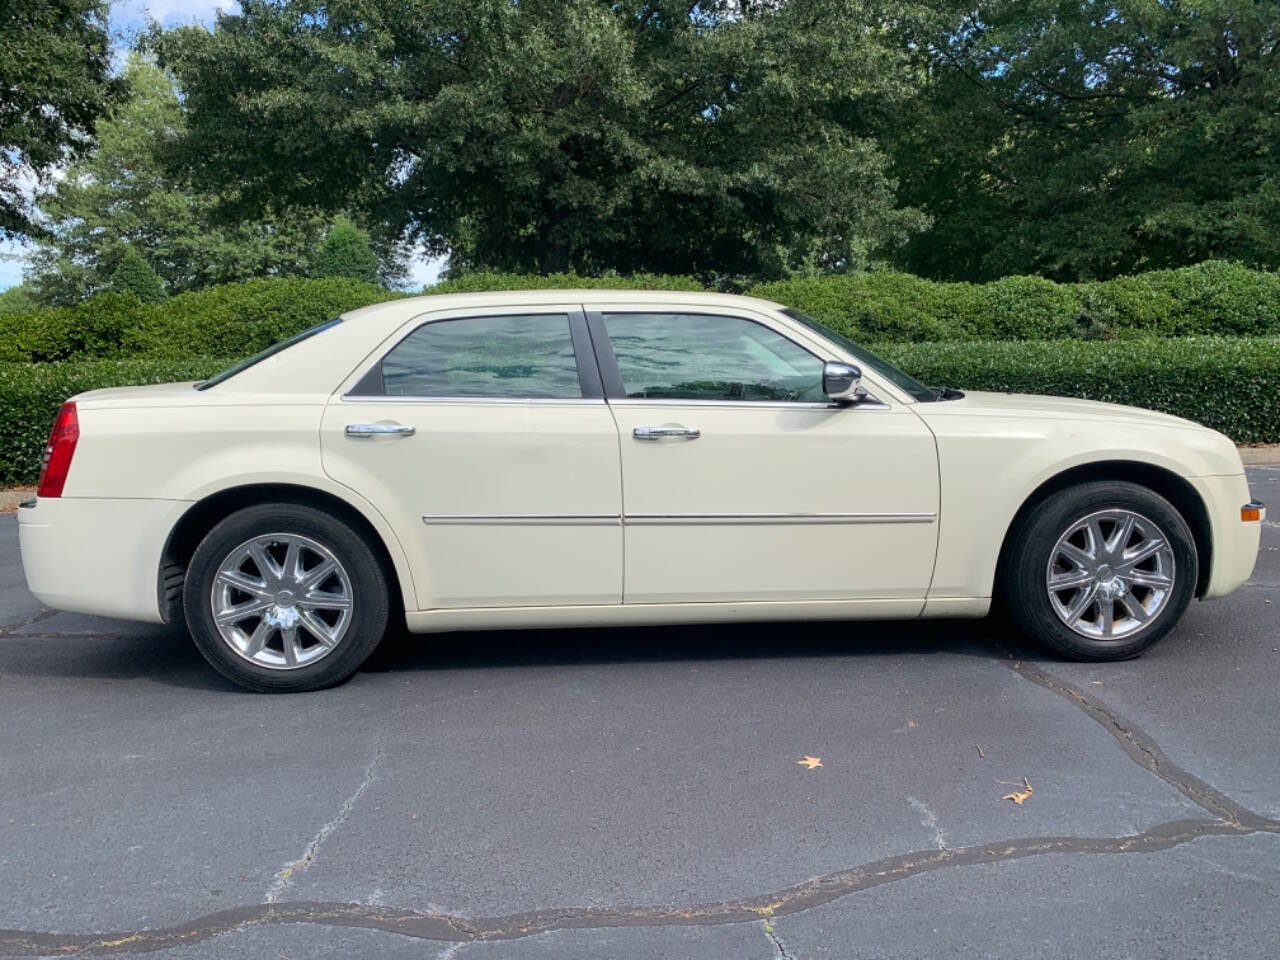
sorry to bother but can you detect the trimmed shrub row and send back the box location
[753,261,1280,342]
[3,337,1275,485]
[871,337,1280,445]
[4,262,1279,366]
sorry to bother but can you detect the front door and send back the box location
[321,306,622,609]
[590,306,940,604]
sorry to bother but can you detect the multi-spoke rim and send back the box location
[1046,508,1176,641]
[211,532,354,670]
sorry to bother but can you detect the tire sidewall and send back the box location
[184,503,389,692]
[1006,481,1198,660]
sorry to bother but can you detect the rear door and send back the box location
[321,305,622,609]
[588,304,940,605]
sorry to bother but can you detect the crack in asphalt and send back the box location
[991,644,1272,828]
[0,819,1269,956]
[3,619,1278,956]
[265,746,384,904]
[0,608,56,637]
[761,917,793,959]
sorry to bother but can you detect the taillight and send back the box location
[36,401,79,498]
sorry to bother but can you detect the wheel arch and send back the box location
[158,482,415,623]
[993,460,1212,600]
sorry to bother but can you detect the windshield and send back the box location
[196,318,343,390]
[782,308,936,403]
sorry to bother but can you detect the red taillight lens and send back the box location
[36,401,79,498]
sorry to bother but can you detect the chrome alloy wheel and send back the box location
[1046,509,1176,640]
[211,532,354,670]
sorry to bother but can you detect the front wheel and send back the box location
[1002,481,1198,660]
[184,503,390,692]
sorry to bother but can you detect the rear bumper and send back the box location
[17,497,189,623]
[1190,474,1262,600]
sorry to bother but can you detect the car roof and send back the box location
[339,288,787,323]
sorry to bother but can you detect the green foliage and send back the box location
[749,262,1280,342]
[25,56,403,304]
[108,247,167,302]
[314,218,381,284]
[0,284,38,315]
[0,276,399,364]
[0,0,119,241]
[892,1,1280,281]
[153,0,925,280]
[0,355,228,484]
[873,338,1280,446]
[423,271,705,295]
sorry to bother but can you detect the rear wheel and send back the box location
[184,503,389,692]
[1003,481,1197,660]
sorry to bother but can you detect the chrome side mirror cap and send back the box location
[823,361,866,403]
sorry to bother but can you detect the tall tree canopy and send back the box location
[0,0,119,241]
[893,0,1280,281]
[28,56,405,303]
[153,0,926,280]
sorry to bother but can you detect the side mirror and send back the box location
[823,361,865,403]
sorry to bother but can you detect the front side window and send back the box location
[603,313,825,402]
[379,314,582,399]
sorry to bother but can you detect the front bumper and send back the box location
[17,497,189,623]
[1189,474,1263,600]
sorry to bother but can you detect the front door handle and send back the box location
[633,424,700,441]
[345,423,416,438]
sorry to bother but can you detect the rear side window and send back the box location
[603,312,825,402]
[378,314,583,399]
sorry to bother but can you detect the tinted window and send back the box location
[603,313,825,402]
[381,314,582,399]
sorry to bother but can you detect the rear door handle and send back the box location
[633,424,700,441]
[345,423,416,438]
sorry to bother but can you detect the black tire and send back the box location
[184,503,390,692]
[1002,481,1197,661]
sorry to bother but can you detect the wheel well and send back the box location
[158,483,406,624]
[993,460,1213,599]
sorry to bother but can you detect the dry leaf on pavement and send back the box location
[796,755,823,770]
[1000,777,1034,805]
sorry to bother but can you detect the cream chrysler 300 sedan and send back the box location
[19,291,1265,692]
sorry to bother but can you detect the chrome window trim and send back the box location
[343,395,607,406]
[606,397,891,411]
[421,512,935,526]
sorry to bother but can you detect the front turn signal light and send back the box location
[1241,501,1266,523]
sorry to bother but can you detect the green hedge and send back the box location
[0,355,228,484]
[0,276,399,364]
[750,261,1280,342]
[872,337,1280,445]
[3,337,1275,485]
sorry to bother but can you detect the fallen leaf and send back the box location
[796,755,823,770]
[976,745,985,759]
[1001,777,1034,805]
[906,719,917,729]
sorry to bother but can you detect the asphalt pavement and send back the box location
[1,467,1278,959]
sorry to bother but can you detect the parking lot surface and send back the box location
[2,467,1278,958]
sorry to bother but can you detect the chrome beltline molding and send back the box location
[423,512,937,526]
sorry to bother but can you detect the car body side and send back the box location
[17,290,1260,628]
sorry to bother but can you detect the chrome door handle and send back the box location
[633,425,700,441]
[345,423,416,438]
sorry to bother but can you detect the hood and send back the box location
[917,390,1202,430]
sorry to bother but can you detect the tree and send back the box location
[889,0,1280,281]
[153,0,926,281]
[108,246,166,301]
[27,56,406,303]
[0,0,119,241]
[314,217,381,283]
